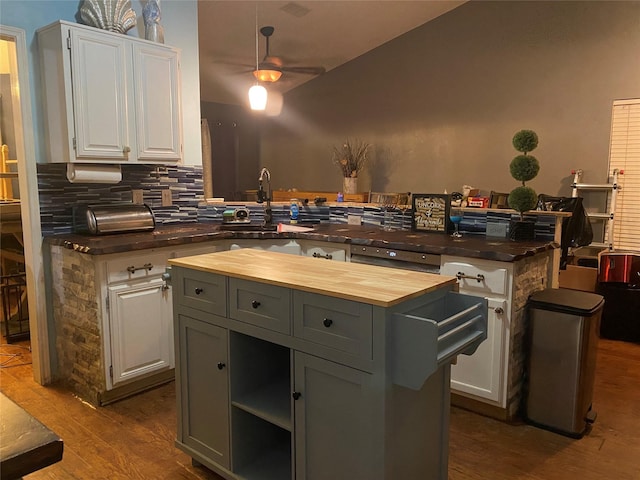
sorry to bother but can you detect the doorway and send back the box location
[0,25,50,384]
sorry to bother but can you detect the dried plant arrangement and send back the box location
[332,138,371,178]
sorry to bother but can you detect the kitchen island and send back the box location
[168,249,487,480]
[46,223,555,418]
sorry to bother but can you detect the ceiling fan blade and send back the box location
[280,66,326,75]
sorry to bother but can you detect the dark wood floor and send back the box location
[1,338,639,479]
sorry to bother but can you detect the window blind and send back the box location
[608,99,640,252]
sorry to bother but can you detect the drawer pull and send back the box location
[127,263,153,274]
[292,391,302,400]
[217,362,226,370]
[194,287,204,295]
[251,300,261,309]
[456,272,485,283]
[323,318,333,328]
[313,252,333,260]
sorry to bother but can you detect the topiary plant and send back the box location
[508,129,540,220]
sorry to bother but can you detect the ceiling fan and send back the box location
[252,26,326,83]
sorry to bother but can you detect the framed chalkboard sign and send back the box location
[411,194,450,233]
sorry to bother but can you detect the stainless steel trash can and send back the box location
[525,288,604,438]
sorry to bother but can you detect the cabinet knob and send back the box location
[494,307,504,315]
[217,362,226,370]
[194,287,204,295]
[323,318,333,328]
[123,146,131,154]
[292,391,302,400]
[251,300,261,309]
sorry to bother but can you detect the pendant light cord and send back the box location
[255,4,259,75]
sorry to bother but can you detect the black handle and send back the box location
[217,362,226,370]
[292,391,301,400]
[252,300,261,309]
[323,318,333,328]
[194,287,204,295]
[313,252,333,260]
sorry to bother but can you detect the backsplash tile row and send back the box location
[37,164,204,235]
[36,163,557,241]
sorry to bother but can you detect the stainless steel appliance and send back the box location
[74,204,156,235]
[526,288,604,438]
[349,245,440,274]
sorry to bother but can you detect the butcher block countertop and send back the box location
[169,249,456,307]
[45,223,557,262]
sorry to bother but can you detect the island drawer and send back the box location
[229,278,291,334]
[177,270,227,317]
[440,259,509,297]
[293,291,373,360]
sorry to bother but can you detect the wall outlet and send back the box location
[486,223,507,238]
[132,189,144,204]
[347,214,362,225]
[161,189,173,206]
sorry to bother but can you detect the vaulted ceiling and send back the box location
[198,1,466,105]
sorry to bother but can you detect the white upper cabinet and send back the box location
[37,20,183,164]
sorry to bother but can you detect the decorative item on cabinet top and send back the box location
[79,0,137,34]
[142,0,164,43]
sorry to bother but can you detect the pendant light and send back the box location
[249,5,267,110]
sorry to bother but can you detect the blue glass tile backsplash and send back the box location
[37,164,204,235]
[37,163,556,241]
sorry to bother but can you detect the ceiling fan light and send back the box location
[253,68,282,82]
[249,84,268,110]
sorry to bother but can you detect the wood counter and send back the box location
[169,248,456,307]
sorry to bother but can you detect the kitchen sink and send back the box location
[219,223,278,232]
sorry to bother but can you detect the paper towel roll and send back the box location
[66,164,122,184]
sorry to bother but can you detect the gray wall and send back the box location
[259,1,640,198]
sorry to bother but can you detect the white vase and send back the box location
[343,177,358,195]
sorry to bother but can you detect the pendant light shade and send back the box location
[253,68,282,83]
[249,84,267,110]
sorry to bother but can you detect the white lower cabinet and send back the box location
[103,243,221,391]
[448,298,507,403]
[108,277,173,386]
[440,256,512,407]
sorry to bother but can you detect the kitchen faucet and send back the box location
[257,167,272,226]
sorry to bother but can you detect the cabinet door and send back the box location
[450,298,507,404]
[108,277,173,386]
[133,44,182,162]
[177,316,230,469]
[294,352,376,480]
[69,28,133,160]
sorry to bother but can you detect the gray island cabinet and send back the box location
[169,249,488,480]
